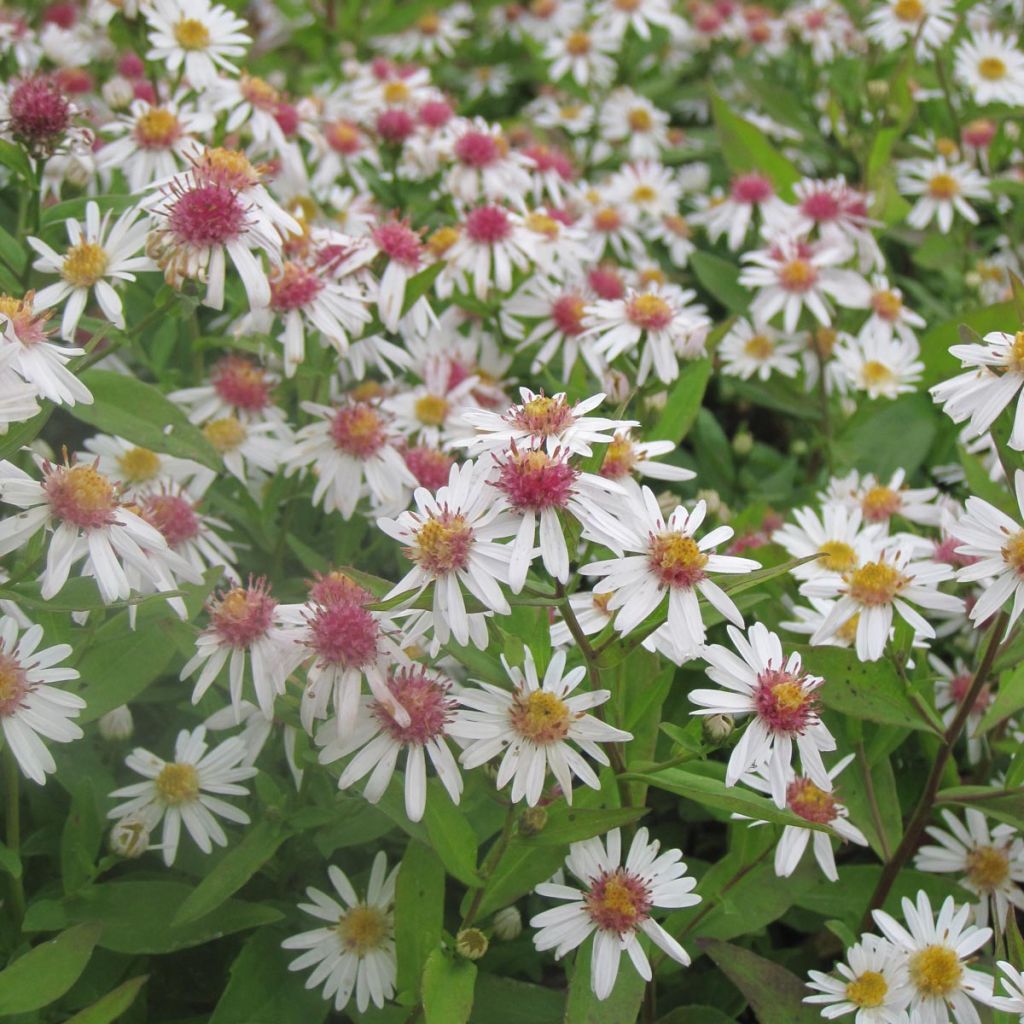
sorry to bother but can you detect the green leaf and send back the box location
[656,1007,736,1024]
[209,928,329,1024]
[0,139,34,185]
[630,765,829,830]
[422,949,477,1024]
[564,936,646,1024]
[0,406,53,462]
[920,301,1017,387]
[61,777,102,895]
[173,821,291,926]
[402,262,444,316]
[699,939,821,1024]
[68,369,220,469]
[396,842,445,996]
[652,358,712,443]
[978,663,1024,734]
[796,645,940,734]
[524,805,648,846]
[838,751,903,860]
[0,222,26,274]
[0,840,21,880]
[64,975,149,1024]
[41,194,140,228]
[833,393,938,479]
[936,786,1024,832]
[691,253,748,314]
[23,882,282,954]
[709,91,800,199]
[468,839,566,921]
[0,923,102,1014]
[469,974,565,1024]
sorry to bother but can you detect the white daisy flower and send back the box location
[931,329,1024,451]
[28,200,154,341]
[200,416,287,484]
[689,622,837,803]
[773,502,883,581]
[954,31,1024,107]
[442,204,536,302]
[138,489,238,582]
[690,172,788,252]
[824,468,941,529]
[931,654,990,765]
[897,158,989,234]
[737,754,868,879]
[860,276,926,346]
[864,0,954,57]
[282,852,398,1015]
[596,92,671,163]
[144,0,251,89]
[953,470,1024,629]
[718,317,801,381]
[594,0,686,41]
[530,827,700,1000]
[0,616,83,785]
[596,430,696,485]
[318,665,461,823]
[871,892,994,1023]
[833,332,923,400]
[107,725,255,867]
[543,24,618,88]
[915,808,1024,929]
[169,354,286,429]
[550,590,617,648]
[444,117,533,206]
[804,934,913,1023]
[989,961,1024,1018]
[80,434,210,499]
[802,546,963,661]
[376,459,517,647]
[581,486,760,663]
[451,647,631,806]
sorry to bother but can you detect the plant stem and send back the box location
[460,804,517,930]
[3,745,25,931]
[861,611,1007,926]
[856,741,892,862]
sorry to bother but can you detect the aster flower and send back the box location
[833,332,923,400]
[954,31,1024,107]
[804,934,913,1023]
[282,852,398,1015]
[988,961,1024,1018]
[530,828,700,1000]
[690,622,837,804]
[200,416,287,484]
[596,92,671,163]
[691,172,788,251]
[28,201,154,341]
[318,665,461,822]
[444,117,532,205]
[773,502,882,581]
[442,204,536,301]
[897,158,989,234]
[931,654,990,765]
[864,0,953,57]
[138,489,238,582]
[80,434,210,499]
[370,218,428,333]
[107,726,256,867]
[144,0,251,89]
[0,616,83,785]
[597,430,696,486]
[543,24,618,88]
[718,318,801,381]
[871,892,993,1024]
[581,486,760,663]
[451,648,631,806]
[824,468,941,528]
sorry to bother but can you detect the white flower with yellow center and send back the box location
[719,317,801,381]
[200,415,286,483]
[871,892,993,1023]
[543,24,618,88]
[451,647,631,806]
[144,0,251,89]
[597,92,671,163]
[774,502,883,582]
[897,158,990,234]
[823,468,941,529]
[282,852,398,1014]
[530,827,700,1001]
[915,809,1024,929]
[864,0,954,57]
[833,332,923,400]
[861,276,926,346]
[931,330,1024,451]
[107,726,255,867]
[28,201,154,341]
[805,934,913,1023]
[0,616,83,785]
[81,433,211,499]
[955,31,1024,107]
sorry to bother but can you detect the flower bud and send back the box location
[703,713,735,744]
[109,817,150,858]
[866,79,888,100]
[696,488,722,515]
[98,704,133,741]
[456,928,489,960]
[602,369,631,405]
[732,429,753,456]
[8,75,71,156]
[102,75,135,110]
[492,906,522,941]
[518,806,548,836]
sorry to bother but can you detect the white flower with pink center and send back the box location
[180,578,304,720]
[318,664,462,822]
[740,235,872,333]
[283,401,416,519]
[377,458,517,647]
[823,467,941,530]
[139,489,238,581]
[371,218,430,332]
[583,284,711,384]
[530,827,699,1001]
[690,622,836,804]
[581,487,760,662]
[577,200,645,263]
[690,172,788,251]
[444,117,532,205]
[0,615,83,785]
[930,653,990,766]
[451,647,631,806]
[0,457,194,604]
[442,204,536,301]
[170,354,287,430]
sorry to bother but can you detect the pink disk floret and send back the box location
[141,493,200,547]
[949,672,991,714]
[419,99,453,128]
[454,130,500,167]
[167,183,248,247]
[730,172,774,204]
[211,356,273,412]
[550,294,586,336]
[270,263,324,311]
[306,601,380,668]
[493,447,578,511]
[373,220,423,268]
[800,189,841,222]
[210,578,276,648]
[306,571,373,608]
[753,667,817,734]
[329,403,388,459]
[372,666,455,745]
[403,445,454,491]
[585,868,653,934]
[464,205,512,244]
[376,108,415,143]
[8,75,71,150]
[588,265,625,300]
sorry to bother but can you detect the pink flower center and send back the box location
[211,356,272,412]
[419,99,453,128]
[465,205,512,244]
[167,184,247,247]
[511,394,575,437]
[372,666,456,745]
[585,869,652,934]
[494,447,577,511]
[306,601,380,668]
[648,531,708,588]
[860,485,901,522]
[376,108,415,142]
[273,101,300,137]
[0,650,28,718]
[800,190,841,222]
[329,403,388,458]
[411,510,474,575]
[209,581,276,647]
[141,493,200,547]
[9,75,70,149]
[454,130,500,167]
[589,266,625,300]
[754,667,817,733]
[949,672,991,713]
[44,463,118,529]
[325,119,361,154]
[373,221,423,268]
[786,777,837,823]
[270,262,323,311]
[627,292,674,331]
[307,570,372,607]
[600,436,637,479]
[403,445,454,490]
[550,294,586,336]
[730,173,774,204]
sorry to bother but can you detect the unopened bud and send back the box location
[109,817,150,858]
[866,79,889,100]
[703,713,734,743]
[732,429,753,456]
[790,439,809,456]
[492,906,522,941]
[518,806,548,836]
[696,488,722,515]
[98,704,133,741]
[1005,121,1021,141]
[101,75,135,109]
[603,369,631,405]
[456,927,488,960]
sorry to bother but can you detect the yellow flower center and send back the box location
[203,416,247,453]
[117,446,161,483]
[336,904,389,956]
[846,970,888,1008]
[525,211,560,239]
[966,844,1011,890]
[743,333,775,360]
[936,137,959,159]
[240,74,279,109]
[861,360,895,387]
[427,226,460,257]
[1002,530,1024,577]
[861,485,901,521]
[62,242,108,288]
[908,945,962,998]
[508,688,572,744]
[565,30,591,55]
[632,185,657,204]
[135,107,181,148]
[892,0,923,20]
[417,11,441,33]
[772,681,807,712]
[928,173,960,200]
[64,465,117,514]
[848,561,906,606]
[412,513,473,575]
[414,394,450,426]
[0,653,27,715]
[628,292,673,329]
[978,56,1008,81]
[155,762,200,805]
[818,540,857,573]
[649,532,708,588]
[872,289,903,321]
[779,258,816,292]
[628,107,653,132]
[200,147,260,190]
[383,80,410,104]
[173,17,211,50]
